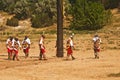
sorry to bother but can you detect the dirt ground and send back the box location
[0,35,120,80]
[0,8,120,80]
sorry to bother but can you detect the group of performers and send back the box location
[6,34,101,61]
[6,35,48,61]
[6,36,31,61]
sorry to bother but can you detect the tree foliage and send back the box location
[0,0,57,28]
[13,0,30,19]
[102,0,120,9]
[30,0,56,28]
[68,0,112,30]
[31,13,53,28]
[0,0,116,29]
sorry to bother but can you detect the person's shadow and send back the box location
[108,72,120,77]
[86,57,95,59]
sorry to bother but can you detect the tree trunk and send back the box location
[56,0,64,57]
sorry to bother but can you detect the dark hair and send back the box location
[10,38,13,41]
[41,35,45,38]
[24,36,28,40]
[67,40,70,44]
[15,37,18,41]
[94,35,98,37]
[9,36,13,41]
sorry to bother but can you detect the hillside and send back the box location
[0,9,120,80]
[0,9,120,49]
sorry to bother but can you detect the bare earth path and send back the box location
[0,40,120,80]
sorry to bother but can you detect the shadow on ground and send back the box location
[108,72,120,77]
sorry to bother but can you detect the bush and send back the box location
[0,0,57,27]
[102,0,120,9]
[6,17,19,27]
[69,0,112,30]
[31,13,53,28]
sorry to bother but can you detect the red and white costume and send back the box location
[94,40,100,52]
[13,41,19,55]
[6,40,13,53]
[66,38,74,55]
[39,37,45,54]
[93,37,101,53]
[22,38,31,53]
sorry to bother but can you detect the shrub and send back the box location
[0,0,57,27]
[6,17,19,27]
[102,0,120,9]
[31,13,53,28]
[69,0,112,30]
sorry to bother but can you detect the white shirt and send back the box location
[70,39,74,47]
[6,38,15,47]
[22,38,31,44]
[6,38,21,47]
[6,39,10,44]
[93,37,101,43]
[17,40,21,47]
[26,38,31,44]
[39,37,43,45]
[68,38,74,47]
[6,38,15,44]
[39,37,45,49]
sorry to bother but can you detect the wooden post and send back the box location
[56,0,64,57]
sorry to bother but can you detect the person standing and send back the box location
[22,36,31,58]
[39,35,47,60]
[93,35,101,59]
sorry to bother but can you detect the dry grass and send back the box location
[0,9,120,80]
[0,40,120,80]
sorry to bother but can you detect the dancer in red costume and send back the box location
[66,36,75,60]
[93,35,101,59]
[6,36,14,60]
[22,36,31,58]
[39,35,47,60]
[13,38,21,61]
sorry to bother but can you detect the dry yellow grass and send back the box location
[0,9,120,80]
[0,40,120,80]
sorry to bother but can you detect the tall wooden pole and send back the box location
[56,0,63,57]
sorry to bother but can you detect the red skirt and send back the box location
[40,48,46,54]
[23,47,29,53]
[13,49,18,55]
[67,48,73,55]
[96,48,100,52]
[7,48,13,53]
[94,48,100,52]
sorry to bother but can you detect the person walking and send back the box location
[66,36,75,60]
[22,36,31,58]
[39,35,47,60]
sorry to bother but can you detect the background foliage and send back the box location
[0,0,119,29]
[0,0,57,28]
[6,17,19,27]
[68,0,112,30]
